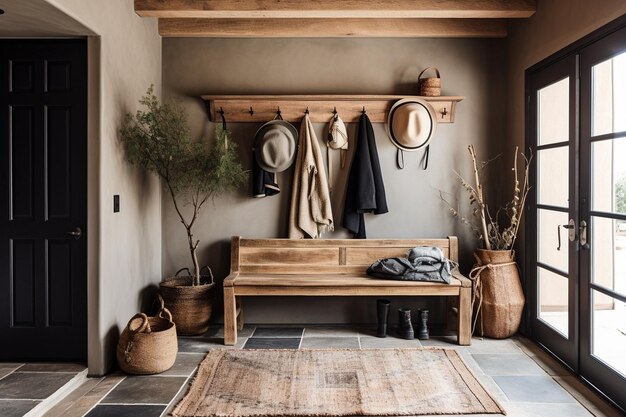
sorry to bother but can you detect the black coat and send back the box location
[342,113,388,238]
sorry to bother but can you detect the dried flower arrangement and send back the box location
[442,145,532,251]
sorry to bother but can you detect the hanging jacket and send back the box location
[288,114,334,238]
[343,113,388,238]
[252,148,280,198]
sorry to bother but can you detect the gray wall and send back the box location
[162,37,506,324]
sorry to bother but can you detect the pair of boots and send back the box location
[376,299,429,340]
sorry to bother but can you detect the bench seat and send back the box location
[223,236,472,346]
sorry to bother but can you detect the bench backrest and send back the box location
[230,236,458,275]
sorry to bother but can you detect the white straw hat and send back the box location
[254,120,298,172]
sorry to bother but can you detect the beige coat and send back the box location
[288,115,334,238]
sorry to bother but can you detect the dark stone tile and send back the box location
[493,375,576,403]
[159,353,204,376]
[178,336,246,352]
[473,353,545,376]
[251,327,304,338]
[300,337,360,349]
[202,325,256,338]
[0,372,75,399]
[101,376,186,404]
[19,363,85,372]
[0,399,40,416]
[244,338,301,349]
[85,404,166,417]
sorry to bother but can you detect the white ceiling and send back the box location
[0,0,94,37]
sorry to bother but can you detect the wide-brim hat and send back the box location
[386,98,438,151]
[254,120,298,172]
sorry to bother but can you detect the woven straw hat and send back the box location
[254,120,298,172]
[386,98,438,151]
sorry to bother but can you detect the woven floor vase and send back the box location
[473,249,524,339]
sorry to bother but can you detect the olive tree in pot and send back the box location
[120,87,246,335]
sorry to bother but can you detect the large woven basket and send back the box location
[116,296,177,375]
[472,249,525,338]
[418,67,441,97]
[159,266,215,336]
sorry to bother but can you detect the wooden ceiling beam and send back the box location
[159,18,508,38]
[137,0,536,19]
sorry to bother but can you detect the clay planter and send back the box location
[159,275,214,336]
[473,249,525,339]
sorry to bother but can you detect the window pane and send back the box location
[539,267,569,337]
[591,216,626,298]
[538,146,569,208]
[591,289,626,377]
[592,51,626,136]
[592,138,626,215]
[538,209,569,273]
[538,77,570,145]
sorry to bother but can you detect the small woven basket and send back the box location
[116,295,177,375]
[418,67,441,97]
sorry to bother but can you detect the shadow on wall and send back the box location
[138,283,160,316]
[102,324,120,374]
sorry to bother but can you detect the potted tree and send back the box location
[120,87,246,335]
[443,145,532,338]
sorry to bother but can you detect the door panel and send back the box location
[528,54,579,368]
[580,26,626,410]
[0,39,87,360]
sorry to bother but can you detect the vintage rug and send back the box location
[172,348,506,417]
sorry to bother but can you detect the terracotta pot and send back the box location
[473,249,524,339]
[159,275,214,336]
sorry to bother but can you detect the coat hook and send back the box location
[219,106,225,116]
[362,106,366,114]
[305,107,310,115]
[441,107,448,119]
[332,106,337,115]
[276,107,281,116]
[249,106,254,116]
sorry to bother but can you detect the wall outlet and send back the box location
[113,195,120,213]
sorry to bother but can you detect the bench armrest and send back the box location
[451,269,472,288]
[223,271,239,287]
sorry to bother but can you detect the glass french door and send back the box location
[529,24,626,411]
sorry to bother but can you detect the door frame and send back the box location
[525,13,626,412]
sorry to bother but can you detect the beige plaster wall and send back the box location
[506,0,626,269]
[162,37,506,325]
[43,0,162,375]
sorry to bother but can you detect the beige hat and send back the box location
[386,98,438,151]
[254,120,298,172]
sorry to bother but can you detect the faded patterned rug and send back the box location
[172,348,506,417]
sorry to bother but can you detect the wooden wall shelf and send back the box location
[201,95,464,124]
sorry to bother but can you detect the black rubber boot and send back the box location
[417,309,430,340]
[376,299,391,338]
[396,308,414,340]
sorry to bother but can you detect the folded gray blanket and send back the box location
[367,246,453,284]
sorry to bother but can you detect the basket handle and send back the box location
[418,67,441,80]
[155,294,174,323]
[128,313,151,334]
[200,265,215,285]
[175,267,191,277]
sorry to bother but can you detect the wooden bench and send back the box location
[223,236,472,346]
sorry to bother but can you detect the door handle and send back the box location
[557,219,576,251]
[579,220,589,249]
[66,227,82,240]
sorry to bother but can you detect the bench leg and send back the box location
[457,287,472,346]
[236,297,244,331]
[224,287,237,346]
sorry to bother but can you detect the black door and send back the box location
[0,39,87,360]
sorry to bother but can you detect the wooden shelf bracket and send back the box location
[201,95,464,124]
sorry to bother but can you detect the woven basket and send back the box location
[159,266,215,336]
[116,296,177,375]
[417,67,441,97]
[472,249,525,339]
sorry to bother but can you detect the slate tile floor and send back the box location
[0,363,85,416]
[1,326,623,417]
